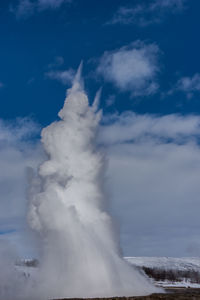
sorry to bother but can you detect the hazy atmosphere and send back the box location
[0,0,200,265]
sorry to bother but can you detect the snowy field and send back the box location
[125,257,200,288]
[15,257,200,289]
[156,280,200,288]
[125,257,200,271]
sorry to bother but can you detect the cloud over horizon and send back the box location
[2,110,200,258]
[0,118,44,256]
[101,112,200,256]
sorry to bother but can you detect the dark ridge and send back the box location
[142,266,200,283]
[53,288,200,300]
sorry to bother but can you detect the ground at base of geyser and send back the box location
[53,288,200,300]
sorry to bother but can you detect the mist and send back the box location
[27,65,159,299]
[0,66,160,299]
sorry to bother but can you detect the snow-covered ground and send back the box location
[125,257,200,288]
[156,280,200,288]
[16,257,200,289]
[125,257,200,272]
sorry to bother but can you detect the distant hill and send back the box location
[125,257,200,287]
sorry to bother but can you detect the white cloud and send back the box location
[108,0,186,27]
[11,0,72,18]
[2,111,200,258]
[97,41,160,97]
[45,68,75,85]
[171,73,200,98]
[100,112,200,256]
[100,112,200,145]
[0,118,44,255]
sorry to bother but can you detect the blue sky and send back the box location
[1,0,200,123]
[1,0,200,258]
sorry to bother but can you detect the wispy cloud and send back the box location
[97,41,160,97]
[105,95,116,107]
[169,73,200,99]
[100,112,200,145]
[108,0,186,27]
[10,0,35,18]
[45,56,75,85]
[38,0,71,9]
[11,0,72,18]
[45,68,75,85]
[47,56,64,69]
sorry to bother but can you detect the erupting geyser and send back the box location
[29,64,160,299]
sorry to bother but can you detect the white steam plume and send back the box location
[28,64,160,299]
